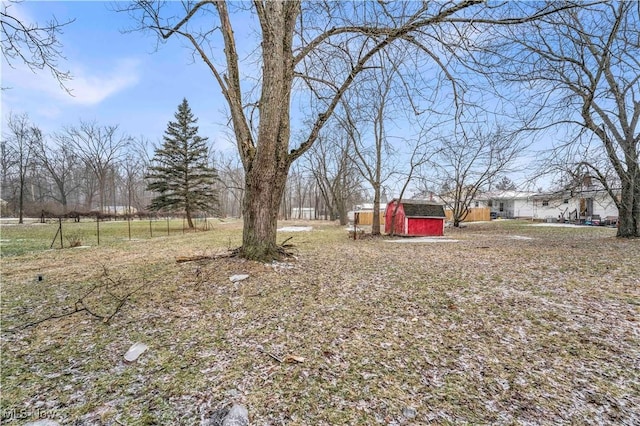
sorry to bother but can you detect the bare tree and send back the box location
[433,125,524,227]
[1,0,73,90]
[4,113,39,222]
[62,121,130,213]
[306,128,363,225]
[120,1,581,260]
[31,132,80,213]
[480,2,639,237]
[216,152,245,218]
[341,61,403,236]
[388,123,440,235]
[1,139,17,216]
[119,152,145,215]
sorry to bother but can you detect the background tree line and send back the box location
[0,109,373,223]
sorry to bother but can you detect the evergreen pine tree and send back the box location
[146,98,218,228]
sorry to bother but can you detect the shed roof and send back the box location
[396,200,446,218]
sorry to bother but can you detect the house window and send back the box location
[542,200,549,207]
[563,199,569,204]
[474,201,479,208]
[499,202,504,212]
[488,200,493,207]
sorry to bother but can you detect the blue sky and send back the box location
[1,1,554,192]
[1,1,235,151]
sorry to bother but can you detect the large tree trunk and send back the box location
[617,175,640,237]
[372,183,381,235]
[335,193,348,226]
[242,163,290,260]
[236,2,296,261]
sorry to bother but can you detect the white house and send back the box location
[473,191,538,219]
[474,188,618,222]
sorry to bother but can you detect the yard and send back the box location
[1,220,638,425]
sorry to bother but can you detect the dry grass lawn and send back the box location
[1,220,639,425]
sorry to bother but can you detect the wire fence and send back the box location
[47,215,214,249]
[0,214,225,257]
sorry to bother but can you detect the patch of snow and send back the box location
[229,274,249,283]
[403,407,417,419]
[530,223,588,228]
[278,226,313,232]
[386,237,459,243]
[508,235,533,240]
[266,262,295,271]
[222,404,249,426]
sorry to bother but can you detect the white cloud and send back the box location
[65,58,141,105]
[2,56,141,107]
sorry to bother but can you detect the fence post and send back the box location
[128,216,131,240]
[59,217,63,248]
[96,215,100,245]
[167,217,170,236]
[353,212,359,240]
[149,219,153,238]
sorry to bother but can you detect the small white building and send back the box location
[348,203,386,223]
[103,206,138,215]
[291,207,315,220]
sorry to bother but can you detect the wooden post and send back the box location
[50,218,62,249]
[96,215,100,245]
[59,217,63,248]
[167,217,170,235]
[128,215,131,240]
[149,219,153,238]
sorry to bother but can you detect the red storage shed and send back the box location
[385,199,447,236]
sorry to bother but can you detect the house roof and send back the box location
[476,190,537,200]
[392,199,446,218]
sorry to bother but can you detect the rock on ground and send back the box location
[202,404,248,426]
[222,404,249,426]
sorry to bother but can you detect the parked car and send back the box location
[585,214,602,226]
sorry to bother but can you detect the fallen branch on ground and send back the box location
[4,266,144,332]
[176,239,297,263]
[176,248,241,263]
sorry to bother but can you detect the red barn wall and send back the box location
[385,201,406,234]
[406,218,444,236]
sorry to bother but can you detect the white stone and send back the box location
[124,342,149,362]
[229,274,249,283]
